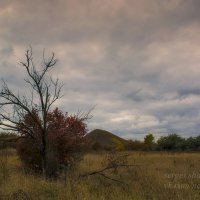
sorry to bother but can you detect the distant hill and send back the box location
[86,129,129,151]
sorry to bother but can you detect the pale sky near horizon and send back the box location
[1,0,200,140]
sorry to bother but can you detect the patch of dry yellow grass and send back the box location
[0,149,200,200]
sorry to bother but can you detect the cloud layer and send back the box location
[1,0,200,139]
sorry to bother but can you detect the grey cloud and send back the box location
[178,88,200,98]
[152,104,199,119]
[1,0,200,139]
[0,46,13,56]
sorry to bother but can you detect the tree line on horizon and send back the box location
[1,132,200,152]
[127,133,200,151]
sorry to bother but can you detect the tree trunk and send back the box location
[41,134,47,178]
[41,151,47,178]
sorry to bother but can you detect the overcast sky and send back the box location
[1,0,200,140]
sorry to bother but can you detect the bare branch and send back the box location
[79,154,140,183]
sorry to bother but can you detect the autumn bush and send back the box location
[16,108,89,176]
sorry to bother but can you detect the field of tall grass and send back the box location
[0,149,200,200]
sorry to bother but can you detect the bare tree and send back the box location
[0,48,63,177]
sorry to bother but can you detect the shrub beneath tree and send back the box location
[16,108,88,176]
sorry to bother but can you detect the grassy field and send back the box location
[0,149,200,200]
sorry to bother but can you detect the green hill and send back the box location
[86,129,129,151]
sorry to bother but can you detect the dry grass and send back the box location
[0,149,200,200]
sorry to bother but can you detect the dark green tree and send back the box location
[157,134,185,151]
[144,133,155,150]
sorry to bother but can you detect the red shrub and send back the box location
[16,108,88,174]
